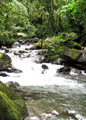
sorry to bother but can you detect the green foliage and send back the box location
[0,0,86,46]
[0,0,37,46]
[25,0,86,37]
[60,0,86,35]
[12,21,37,38]
[52,36,63,44]
[0,54,3,58]
[12,0,28,15]
[0,31,15,47]
[23,21,37,38]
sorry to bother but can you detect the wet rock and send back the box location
[25,48,30,50]
[0,81,27,120]
[1,46,9,53]
[26,38,39,44]
[18,39,26,44]
[1,46,7,50]
[14,51,20,56]
[0,53,12,71]
[53,58,64,65]
[6,66,22,73]
[6,81,20,88]
[12,42,20,48]
[27,54,31,57]
[0,72,9,77]
[5,48,9,53]
[37,56,45,63]
[19,50,28,53]
[57,67,71,74]
[30,42,42,50]
[42,64,49,69]
[78,50,86,64]
[71,68,81,74]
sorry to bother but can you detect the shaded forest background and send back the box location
[0,0,86,47]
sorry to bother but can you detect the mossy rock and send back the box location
[0,81,20,100]
[0,53,12,71]
[0,92,27,120]
[60,32,79,41]
[62,41,81,49]
[30,42,42,49]
[48,55,59,61]
[56,32,80,49]
[42,38,52,49]
[38,49,48,55]
[0,81,27,120]
[78,50,86,64]
[27,37,39,43]
[57,46,81,60]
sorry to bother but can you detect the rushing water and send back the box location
[0,42,86,120]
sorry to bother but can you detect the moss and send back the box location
[0,53,12,70]
[62,40,81,49]
[0,81,20,100]
[49,55,59,61]
[42,38,52,49]
[0,53,11,62]
[45,46,81,62]
[0,81,27,120]
[60,32,78,41]
[0,91,19,120]
[30,42,42,49]
[70,49,82,60]
[57,46,70,55]
[57,46,81,60]
[0,92,27,120]
[0,53,3,58]
[38,49,48,55]
[71,41,81,49]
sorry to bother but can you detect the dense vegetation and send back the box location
[0,0,86,47]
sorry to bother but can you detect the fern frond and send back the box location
[12,0,28,15]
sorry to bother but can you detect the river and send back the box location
[0,42,86,120]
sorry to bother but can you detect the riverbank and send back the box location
[30,33,86,70]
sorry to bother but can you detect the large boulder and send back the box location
[0,81,27,120]
[42,45,86,69]
[78,50,86,63]
[54,46,86,69]
[57,46,81,60]
[0,53,12,71]
[57,67,71,74]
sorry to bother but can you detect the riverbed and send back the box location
[0,42,86,120]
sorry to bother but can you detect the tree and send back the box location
[0,0,37,47]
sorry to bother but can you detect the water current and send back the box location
[0,42,86,120]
